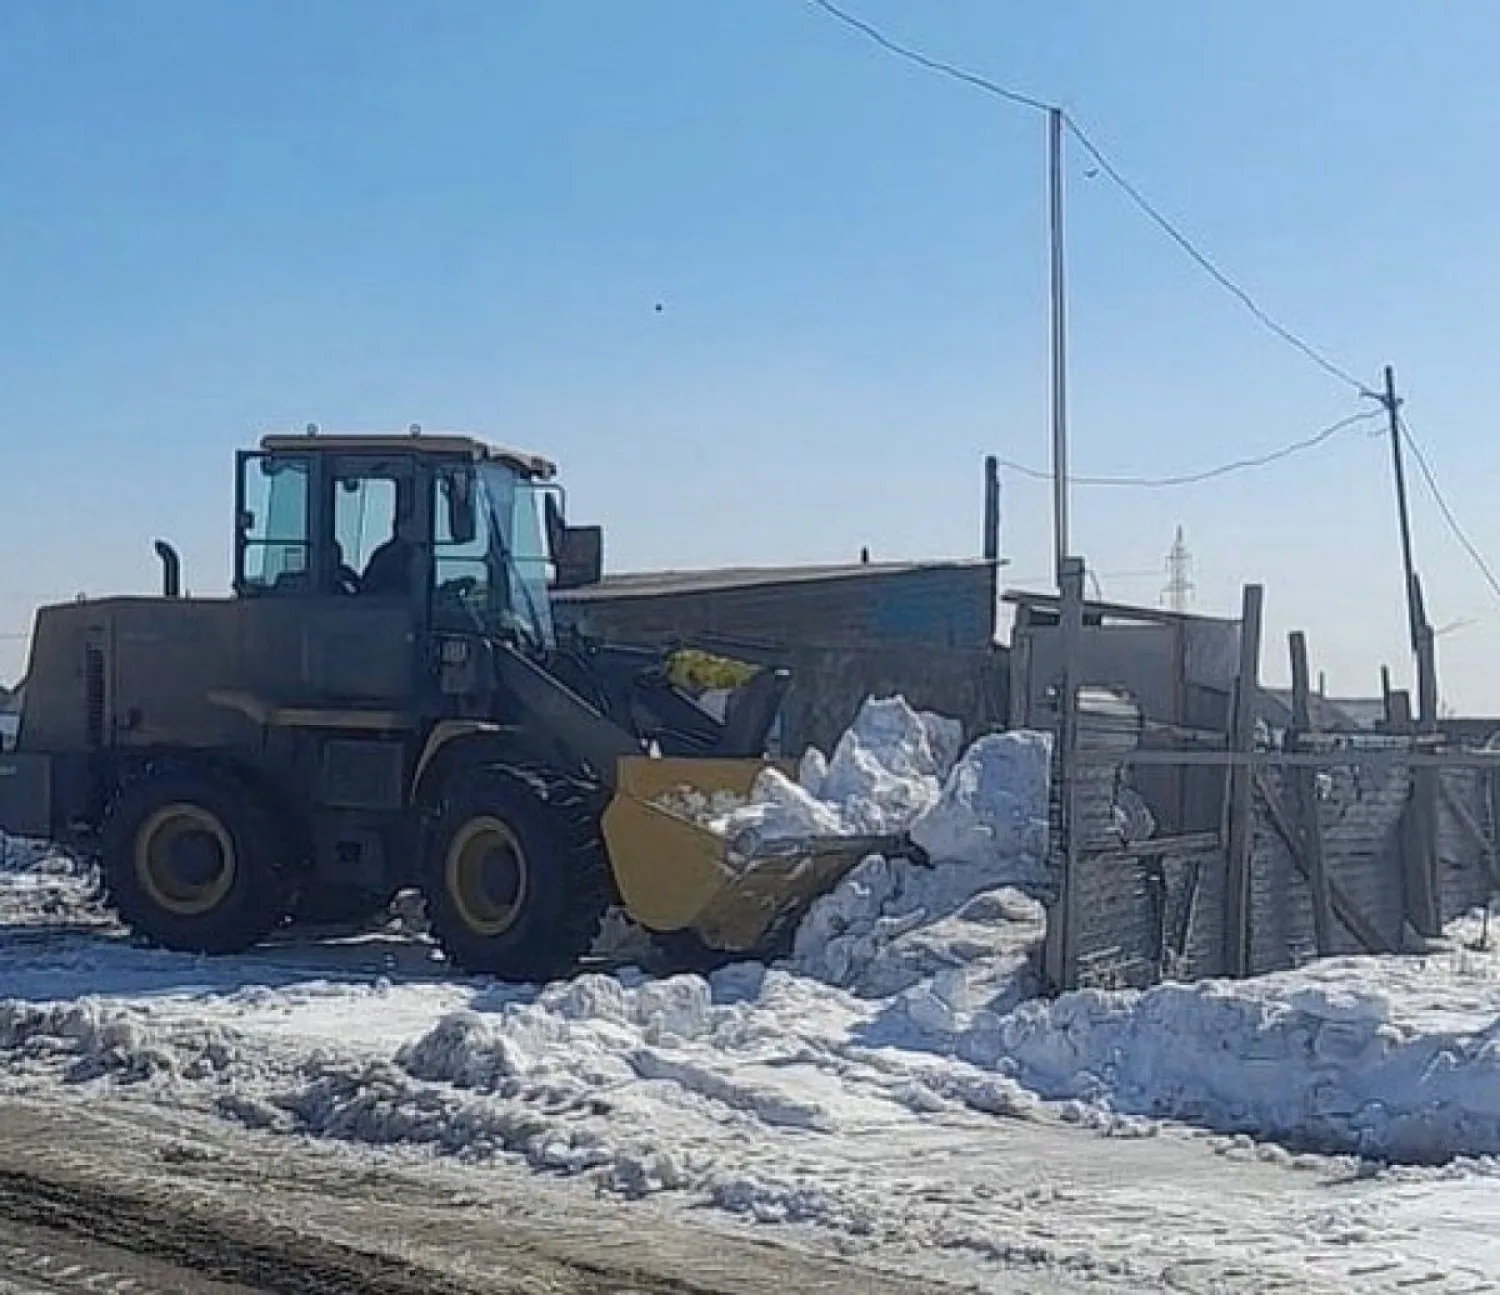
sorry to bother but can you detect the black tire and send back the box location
[100,766,289,955]
[424,767,611,980]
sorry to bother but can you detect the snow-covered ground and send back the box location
[0,697,1497,1291]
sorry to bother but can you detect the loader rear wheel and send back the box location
[101,768,288,955]
[424,769,611,980]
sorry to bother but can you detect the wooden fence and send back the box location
[1040,560,1499,992]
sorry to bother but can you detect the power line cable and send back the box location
[1397,415,1500,605]
[1061,120,1372,397]
[803,0,1052,114]
[997,408,1382,488]
[800,0,1373,396]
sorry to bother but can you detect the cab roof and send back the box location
[257,431,556,480]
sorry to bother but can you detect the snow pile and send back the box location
[944,945,1500,1163]
[0,841,107,931]
[808,697,962,834]
[650,694,961,843]
[651,787,749,829]
[714,767,845,848]
[907,729,1051,866]
[199,963,1057,1220]
[0,997,245,1084]
[643,698,1054,1006]
[788,725,1051,998]
[671,697,968,850]
[0,834,59,875]
[199,970,877,1199]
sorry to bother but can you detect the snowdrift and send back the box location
[952,943,1500,1162]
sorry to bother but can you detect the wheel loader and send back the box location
[0,431,884,978]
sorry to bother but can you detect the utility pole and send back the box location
[1383,365,1420,654]
[1048,107,1070,582]
[1381,363,1441,937]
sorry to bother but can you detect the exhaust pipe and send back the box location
[154,540,182,598]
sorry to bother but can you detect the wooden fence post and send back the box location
[1043,556,1087,993]
[1289,631,1334,955]
[1223,584,1264,978]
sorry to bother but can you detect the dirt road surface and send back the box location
[0,1212,261,1294]
[0,1095,1023,1295]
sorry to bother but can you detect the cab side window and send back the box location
[239,455,311,593]
[433,469,489,603]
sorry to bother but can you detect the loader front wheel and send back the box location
[425,769,610,980]
[101,768,288,954]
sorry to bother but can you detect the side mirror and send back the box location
[444,472,477,545]
[551,525,603,590]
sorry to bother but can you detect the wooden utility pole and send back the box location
[1383,365,1421,654]
[1381,364,1442,938]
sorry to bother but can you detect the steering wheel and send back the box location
[335,564,362,595]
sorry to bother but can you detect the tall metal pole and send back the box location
[1048,107,1070,582]
[1383,364,1420,653]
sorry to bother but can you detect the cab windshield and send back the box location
[433,461,555,649]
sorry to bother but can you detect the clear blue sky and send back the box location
[3,1,1499,707]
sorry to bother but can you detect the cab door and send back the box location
[235,449,423,706]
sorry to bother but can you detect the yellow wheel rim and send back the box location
[445,815,529,937]
[134,803,236,917]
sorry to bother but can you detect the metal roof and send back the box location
[1003,588,1233,627]
[257,432,556,479]
[555,558,999,602]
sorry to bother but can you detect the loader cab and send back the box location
[233,433,576,655]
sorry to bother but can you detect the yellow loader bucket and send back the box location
[601,755,898,955]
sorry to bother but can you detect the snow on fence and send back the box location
[1038,563,1500,994]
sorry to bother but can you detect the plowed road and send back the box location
[0,1216,257,1293]
[0,1098,972,1295]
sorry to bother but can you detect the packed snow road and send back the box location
[1,698,1498,1292]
